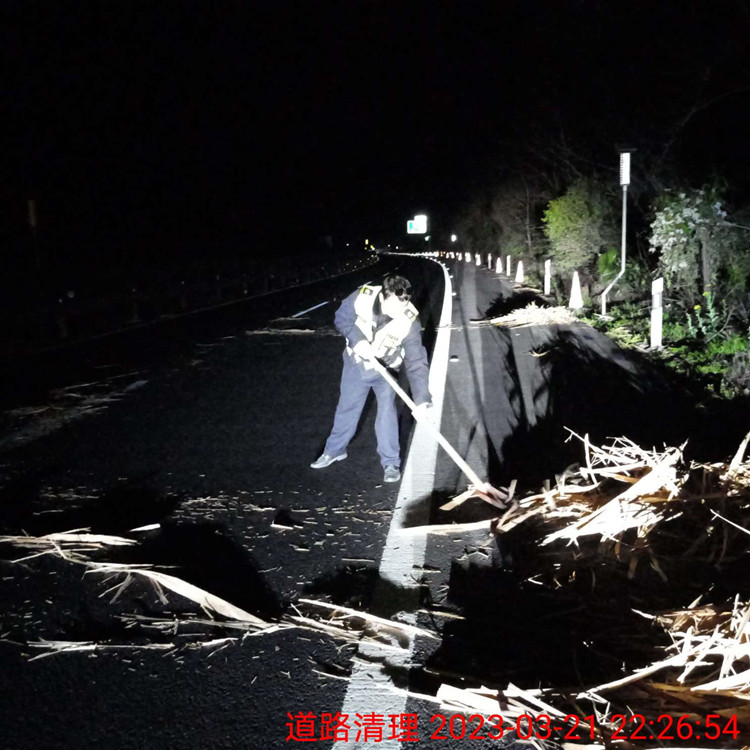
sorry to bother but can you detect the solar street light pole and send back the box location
[601,150,631,316]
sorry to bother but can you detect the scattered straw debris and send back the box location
[447,429,750,566]
[430,429,750,742]
[580,596,750,725]
[295,598,439,643]
[1,529,442,658]
[438,682,565,749]
[486,303,580,328]
[26,639,175,661]
[89,563,276,626]
[0,529,137,564]
[0,374,148,450]
[540,434,685,546]
[5,425,750,743]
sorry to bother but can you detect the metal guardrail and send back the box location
[0,254,375,359]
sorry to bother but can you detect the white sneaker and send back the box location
[383,465,401,483]
[310,452,347,469]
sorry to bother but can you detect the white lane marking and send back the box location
[292,300,330,318]
[333,259,453,749]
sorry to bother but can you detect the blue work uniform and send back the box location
[323,287,432,468]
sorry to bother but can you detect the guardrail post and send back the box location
[544,259,551,296]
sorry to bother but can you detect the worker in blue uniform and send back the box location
[311,274,432,483]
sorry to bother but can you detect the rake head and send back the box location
[472,482,510,509]
[442,482,511,511]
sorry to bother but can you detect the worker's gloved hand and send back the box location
[413,401,434,423]
[352,339,375,361]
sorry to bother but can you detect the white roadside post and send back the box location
[544,259,552,296]
[506,255,511,276]
[487,253,492,269]
[650,277,664,349]
[495,257,502,274]
[514,260,524,284]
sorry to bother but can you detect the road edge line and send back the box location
[332,256,453,748]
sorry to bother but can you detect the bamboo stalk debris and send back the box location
[2,529,444,657]
[437,682,568,719]
[399,519,494,536]
[5,428,750,739]
[429,430,750,739]
[297,598,440,641]
[0,529,138,564]
[584,597,750,696]
[86,563,270,624]
[1,529,137,551]
[26,640,176,661]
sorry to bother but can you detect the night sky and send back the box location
[3,1,749,270]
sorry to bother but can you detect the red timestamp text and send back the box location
[285,710,741,743]
[610,713,740,742]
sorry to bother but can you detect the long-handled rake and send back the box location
[370,359,510,508]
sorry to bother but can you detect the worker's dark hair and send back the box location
[382,274,412,301]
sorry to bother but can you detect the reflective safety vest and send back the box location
[349,284,418,369]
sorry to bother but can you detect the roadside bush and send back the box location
[542,177,618,275]
[658,339,745,397]
[649,186,750,313]
[584,297,748,398]
[727,350,750,395]
[581,300,650,348]
[597,247,620,281]
[659,301,748,396]
[684,292,727,340]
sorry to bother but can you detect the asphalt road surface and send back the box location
[0,254,484,750]
[1,253,747,749]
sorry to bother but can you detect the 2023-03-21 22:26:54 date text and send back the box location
[285,711,742,742]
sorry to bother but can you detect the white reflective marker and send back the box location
[650,277,664,349]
